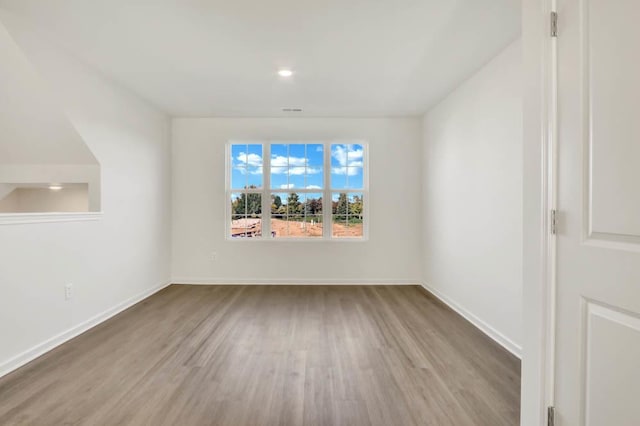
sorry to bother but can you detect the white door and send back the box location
[555,0,640,424]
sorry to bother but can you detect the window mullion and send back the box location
[323,141,331,239]
[262,143,271,239]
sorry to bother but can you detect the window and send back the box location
[228,141,367,240]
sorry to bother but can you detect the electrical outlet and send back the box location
[65,283,73,300]
[211,251,218,262]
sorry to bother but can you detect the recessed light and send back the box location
[278,69,293,77]
[49,184,63,191]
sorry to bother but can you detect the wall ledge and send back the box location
[0,212,102,225]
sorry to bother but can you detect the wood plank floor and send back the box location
[0,285,520,425]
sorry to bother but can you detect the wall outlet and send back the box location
[64,283,73,300]
[210,251,218,262]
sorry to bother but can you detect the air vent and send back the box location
[281,108,303,112]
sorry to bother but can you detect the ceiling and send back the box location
[0,0,520,117]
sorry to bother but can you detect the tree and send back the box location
[306,197,322,215]
[334,193,348,221]
[287,192,301,214]
[349,195,363,218]
[233,186,262,216]
[272,194,282,209]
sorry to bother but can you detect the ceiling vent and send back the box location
[281,107,303,112]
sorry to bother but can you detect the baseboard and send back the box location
[0,280,171,379]
[172,277,420,285]
[420,282,522,359]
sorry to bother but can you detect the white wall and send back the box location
[421,40,522,356]
[0,19,97,165]
[0,189,18,212]
[172,117,422,284]
[0,12,171,376]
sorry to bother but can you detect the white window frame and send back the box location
[226,141,369,242]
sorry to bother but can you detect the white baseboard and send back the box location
[420,282,522,359]
[0,280,171,379]
[172,277,420,285]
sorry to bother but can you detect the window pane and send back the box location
[307,144,324,166]
[305,167,323,189]
[231,144,247,167]
[270,216,289,238]
[346,167,363,189]
[271,143,325,190]
[231,192,261,217]
[331,144,347,167]
[331,143,364,190]
[347,144,364,167]
[285,215,323,238]
[288,144,306,167]
[270,193,288,217]
[331,192,347,221]
[231,143,263,189]
[246,193,262,216]
[288,173,304,189]
[246,144,263,166]
[231,215,262,238]
[332,192,364,238]
[231,215,248,238]
[231,193,246,216]
[271,144,288,167]
[331,166,347,189]
[287,216,304,237]
[231,167,248,190]
[306,215,323,237]
[347,193,364,223]
[246,168,263,188]
[285,192,303,215]
[270,167,287,189]
[304,193,323,214]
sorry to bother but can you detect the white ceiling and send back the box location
[0,0,520,117]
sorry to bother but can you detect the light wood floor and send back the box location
[0,285,520,425]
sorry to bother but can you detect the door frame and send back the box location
[522,0,557,424]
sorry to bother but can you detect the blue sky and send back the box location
[231,143,364,190]
[330,144,364,189]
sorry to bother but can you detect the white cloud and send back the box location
[331,145,364,172]
[234,165,263,175]
[279,184,324,190]
[270,163,321,175]
[234,151,325,176]
[278,184,323,190]
[331,166,362,176]
[234,152,263,175]
[289,166,306,176]
[271,155,305,167]
[236,152,263,167]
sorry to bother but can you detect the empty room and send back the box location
[1,0,639,425]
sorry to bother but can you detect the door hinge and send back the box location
[547,406,555,426]
[551,209,557,235]
[551,12,558,37]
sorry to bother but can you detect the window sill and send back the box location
[225,236,368,243]
[0,212,103,225]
